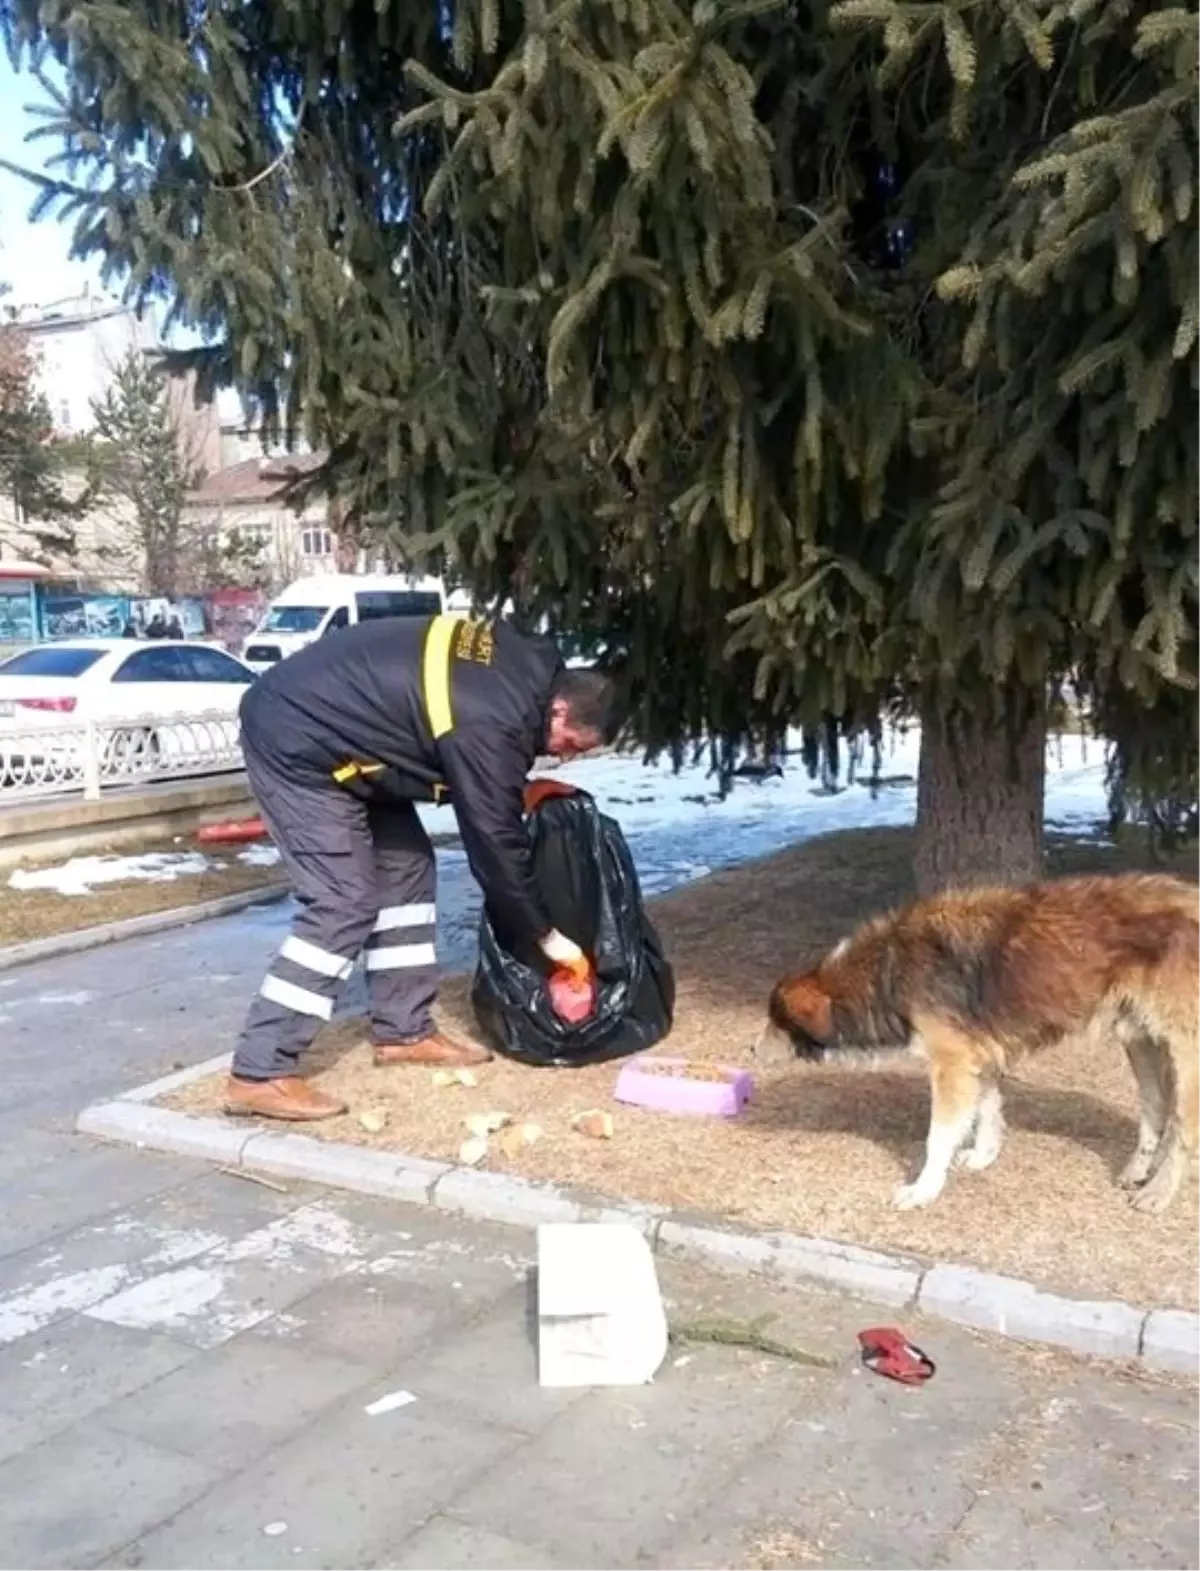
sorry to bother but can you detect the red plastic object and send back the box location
[857,1327,936,1384]
[548,967,596,1023]
[196,818,269,845]
[524,777,582,814]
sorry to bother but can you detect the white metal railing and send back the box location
[0,711,244,802]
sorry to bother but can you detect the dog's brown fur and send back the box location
[757,873,1199,1212]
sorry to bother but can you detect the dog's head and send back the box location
[754,971,835,1064]
[757,924,916,1066]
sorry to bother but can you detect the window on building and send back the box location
[235,524,272,560]
[301,527,334,557]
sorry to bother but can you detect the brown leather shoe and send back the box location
[223,1075,348,1122]
[373,1033,492,1068]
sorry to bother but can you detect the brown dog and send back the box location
[757,873,1198,1212]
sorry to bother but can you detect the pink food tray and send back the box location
[613,1055,754,1118]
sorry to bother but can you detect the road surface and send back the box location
[0,909,1195,1569]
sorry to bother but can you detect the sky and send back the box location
[0,53,108,308]
[0,51,241,421]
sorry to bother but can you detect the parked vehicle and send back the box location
[0,639,255,787]
[240,573,451,675]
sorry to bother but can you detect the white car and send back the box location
[0,638,255,790]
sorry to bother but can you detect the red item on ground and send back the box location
[857,1327,936,1384]
[196,818,269,845]
[548,966,597,1024]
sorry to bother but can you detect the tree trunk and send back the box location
[913,684,1047,896]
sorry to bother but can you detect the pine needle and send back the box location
[669,1314,840,1369]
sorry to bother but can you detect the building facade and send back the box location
[9,288,159,438]
[183,451,347,592]
[1,290,339,593]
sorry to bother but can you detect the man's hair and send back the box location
[550,667,620,743]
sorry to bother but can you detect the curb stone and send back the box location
[120,1052,233,1104]
[658,1217,783,1277]
[657,1218,922,1308]
[433,1168,583,1227]
[572,1195,665,1239]
[775,1233,922,1308]
[76,1100,252,1166]
[76,1084,1198,1377]
[1141,1309,1200,1377]
[0,884,289,972]
[244,1131,449,1204]
[917,1263,1146,1362]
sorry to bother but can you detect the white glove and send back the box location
[540,929,585,970]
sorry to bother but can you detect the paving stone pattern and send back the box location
[0,911,1196,1568]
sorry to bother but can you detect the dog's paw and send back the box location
[1117,1152,1155,1189]
[1129,1175,1177,1214]
[892,1180,941,1211]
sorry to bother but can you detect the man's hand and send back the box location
[543,929,597,1022]
[540,928,589,981]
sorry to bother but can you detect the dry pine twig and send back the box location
[669,1314,840,1370]
[216,1165,288,1193]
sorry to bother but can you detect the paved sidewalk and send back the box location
[2,1162,1196,1571]
[0,917,1197,1570]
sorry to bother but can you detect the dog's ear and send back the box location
[769,974,834,1043]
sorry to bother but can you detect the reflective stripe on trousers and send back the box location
[254,932,356,1021]
[232,747,439,1080]
[360,903,438,1024]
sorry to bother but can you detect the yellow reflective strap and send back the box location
[333,759,386,784]
[422,615,463,740]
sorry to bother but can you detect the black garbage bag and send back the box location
[471,787,675,1066]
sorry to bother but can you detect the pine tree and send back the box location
[186,523,274,597]
[0,290,89,562]
[89,350,202,596]
[4,0,1193,886]
[89,350,267,595]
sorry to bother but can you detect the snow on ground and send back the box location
[237,844,282,869]
[416,729,1110,970]
[504,727,1107,897]
[7,840,282,896]
[8,851,214,897]
[10,728,1108,901]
